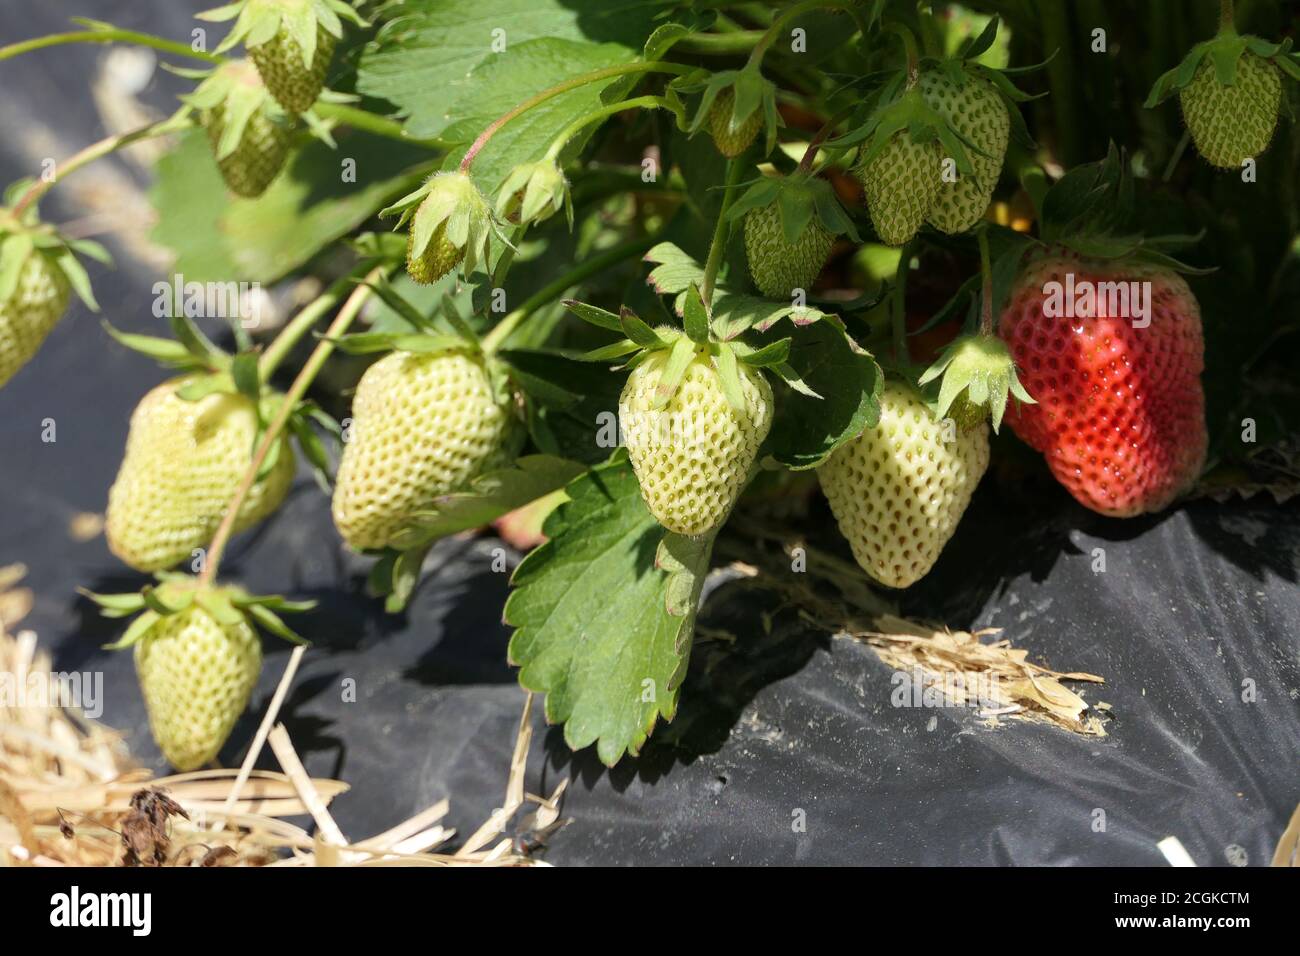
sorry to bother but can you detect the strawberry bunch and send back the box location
[838,20,1032,246]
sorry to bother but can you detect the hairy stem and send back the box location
[977,227,994,337]
[11,108,193,218]
[312,103,447,150]
[884,22,922,88]
[0,26,223,65]
[544,96,671,162]
[459,61,692,173]
[1219,0,1236,33]
[481,234,657,355]
[746,0,870,69]
[1161,128,1191,183]
[199,266,390,584]
[797,105,856,172]
[892,241,913,364]
[258,263,379,380]
[701,158,745,307]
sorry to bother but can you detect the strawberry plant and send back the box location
[2,0,1298,772]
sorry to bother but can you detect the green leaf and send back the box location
[379,544,431,613]
[247,604,311,645]
[103,610,161,651]
[151,128,432,284]
[766,321,882,470]
[390,455,586,550]
[441,37,642,197]
[497,348,618,409]
[506,454,713,765]
[563,298,623,332]
[355,0,659,140]
[682,283,710,343]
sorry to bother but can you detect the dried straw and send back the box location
[0,565,564,867]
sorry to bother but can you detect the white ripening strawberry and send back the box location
[818,379,989,588]
[106,377,296,572]
[331,350,521,550]
[619,346,773,536]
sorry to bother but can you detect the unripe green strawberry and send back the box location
[818,380,989,588]
[389,171,495,285]
[406,227,461,285]
[249,21,335,113]
[0,249,69,389]
[919,69,1009,234]
[106,378,296,572]
[744,203,834,299]
[707,89,763,158]
[332,350,521,550]
[857,133,942,246]
[1180,53,1282,168]
[205,98,292,198]
[135,599,262,771]
[619,347,773,536]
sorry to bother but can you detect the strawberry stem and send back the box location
[701,157,746,308]
[892,241,913,364]
[312,103,447,149]
[199,265,393,585]
[1219,0,1236,34]
[745,0,872,69]
[543,96,672,162]
[459,62,692,174]
[10,108,194,219]
[0,24,225,66]
[797,105,856,172]
[977,227,994,337]
[482,235,657,355]
[883,22,922,88]
[258,261,381,380]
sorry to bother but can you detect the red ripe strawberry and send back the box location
[998,253,1207,516]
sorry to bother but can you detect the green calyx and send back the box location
[926,14,1047,151]
[1145,30,1299,108]
[0,194,109,310]
[726,169,860,244]
[180,59,292,161]
[565,283,805,414]
[104,314,335,486]
[200,0,367,65]
[84,573,315,650]
[496,159,570,228]
[381,170,500,281]
[835,83,982,185]
[679,64,780,158]
[325,275,514,404]
[917,333,1033,433]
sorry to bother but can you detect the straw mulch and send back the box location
[0,564,564,867]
